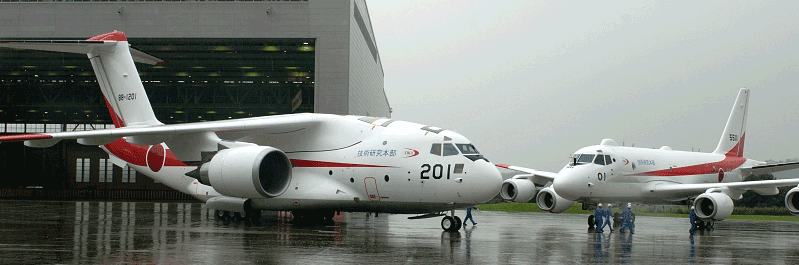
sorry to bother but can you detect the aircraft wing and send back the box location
[648,178,799,199]
[0,113,316,148]
[741,161,799,178]
[496,164,557,186]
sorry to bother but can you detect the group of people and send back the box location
[594,203,635,233]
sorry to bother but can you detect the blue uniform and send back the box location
[463,207,476,226]
[594,207,604,232]
[620,206,634,233]
[603,207,613,232]
[689,210,697,234]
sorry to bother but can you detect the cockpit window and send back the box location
[594,155,605,165]
[430,144,442,156]
[443,143,459,156]
[577,154,595,164]
[605,155,613,165]
[456,144,480,155]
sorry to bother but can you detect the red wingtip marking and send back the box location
[86,31,127,42]
[155,61,170,66]
[0,134,53,142]
[495,164,511,169]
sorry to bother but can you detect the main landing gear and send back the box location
[215,209,262,224]
[440,210,463,232]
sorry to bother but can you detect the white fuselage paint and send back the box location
[552,144,764,204]
[104,114,503,214]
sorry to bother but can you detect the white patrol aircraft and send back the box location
[0,31,502,231]
[498,88,799,228]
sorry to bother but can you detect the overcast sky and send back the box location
[367,1,799,173]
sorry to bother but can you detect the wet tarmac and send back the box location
[1,200,798,264]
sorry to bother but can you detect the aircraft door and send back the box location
[364,177,381,201]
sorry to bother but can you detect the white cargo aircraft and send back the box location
[0,31,502,231]
[498,88,799,228]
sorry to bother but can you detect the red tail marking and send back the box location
[725,133,745,157]
[103,97,126,128]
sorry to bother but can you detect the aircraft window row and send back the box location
[456,144,480,155]
[572,153,615,166]
[576,154,595,164]
[430,143,460,156]
[593,155,614,165]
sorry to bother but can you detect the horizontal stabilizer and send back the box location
[0,40,166,66]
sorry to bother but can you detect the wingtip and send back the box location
[495,164,511,169]
[0,134,54,142]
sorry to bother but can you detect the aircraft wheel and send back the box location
[696,220,706,230]
[250,209,262,223]
[215,210,225,221]
[706,221,714,230]
[222,211,232,225]
[441,216,457,232]
[454,216,463,230]
[613,212,622,227]
[588,215,596,228]
[233,212,245,223]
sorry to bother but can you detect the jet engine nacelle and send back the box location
[784,186,799,216]
[198,146,292,199]
[693,191,734,221]
[500,178,536,203]
[536,186,575,213]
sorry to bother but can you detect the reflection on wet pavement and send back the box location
[1,200,798,264]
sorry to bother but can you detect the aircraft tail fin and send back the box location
[0,31,164,128]
[712,88,749,157]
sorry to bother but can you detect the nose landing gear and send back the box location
[440,210,463,232]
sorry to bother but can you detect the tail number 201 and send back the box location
[421,164,452,179]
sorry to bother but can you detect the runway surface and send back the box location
[1,200,798,264]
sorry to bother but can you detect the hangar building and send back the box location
[0,0,390,199]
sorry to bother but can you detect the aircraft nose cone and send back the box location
[472,160,503,203]
[552,173,581,201]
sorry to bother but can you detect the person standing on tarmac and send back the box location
[605,204,614,232]
[689,206,697,235]
[620,203,634,234]
[594,204,605,233]
[463,206,477,228]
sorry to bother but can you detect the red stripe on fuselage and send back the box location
[290,159,394,168]
[634,155,747,177]
[103,138,188,167]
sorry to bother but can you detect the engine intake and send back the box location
[784,186,799,216]
[693,191,734,221]
[536,186,574,213]
[198,146,292,198]
[500,178,536,203]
